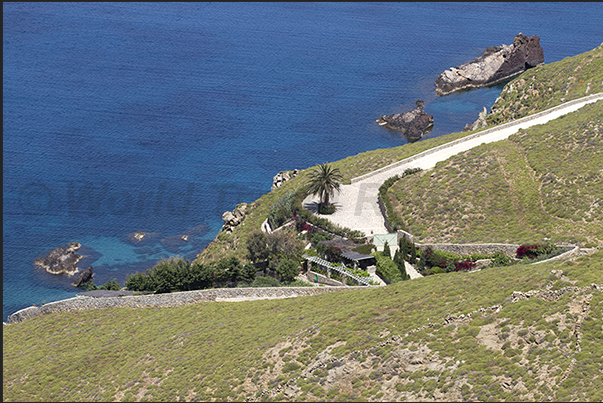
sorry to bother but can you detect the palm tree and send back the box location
[307,163,343,214]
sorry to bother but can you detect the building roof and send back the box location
[340,250,375,261]
[372,233,398,247]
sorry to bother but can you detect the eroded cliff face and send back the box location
[435,33,544,95]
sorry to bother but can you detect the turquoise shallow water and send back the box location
[3,2,603,320]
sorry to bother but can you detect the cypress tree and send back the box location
[383,241,391,259]
[394,249,410,281]
[417,249,427,272]
[399,235,409,261]
[409,241,417,265]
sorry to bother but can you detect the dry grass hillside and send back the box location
[387,101,602,246]
[4,248,603,402]
[486,43,602,125]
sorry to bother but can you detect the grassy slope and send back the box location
[4,250,602,402]
[388,101,602,245]
[486,43,602,125]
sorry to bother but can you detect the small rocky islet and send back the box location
[33,242,83,276]
[376,100,434,142]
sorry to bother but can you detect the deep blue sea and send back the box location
[3,2,603,320]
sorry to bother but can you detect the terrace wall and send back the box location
[6,286,365,324]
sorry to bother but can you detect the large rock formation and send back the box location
[222,203,248,232]
[272,169,299,191]
[435,33,544,95]
[376,100,434,142]
[71,266,94,287]
[34,242,83,276]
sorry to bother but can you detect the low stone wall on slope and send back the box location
[418,243,577,260]
[6,286,367,324]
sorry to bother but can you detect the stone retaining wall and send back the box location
[306,270,346,287]
[351,93,603,184]
[418,243,521,257]
[418,243,576,260]
[532,245,581,264]
[6,286,366,324]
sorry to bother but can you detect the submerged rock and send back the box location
[435,33,544,95]
[376,100,434,142]
[34,242,82,276]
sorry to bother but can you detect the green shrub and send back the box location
[275,259,300,282]
[250,276,281,287]
[317,203,336,215]
[282,362,301,372]
[311,232,332,246]
[488,252,513,267]
[374,252,402,284]
[246,231,269,263]
[99,278,121,291]
[125,256,252,293]
[268,190,297,229]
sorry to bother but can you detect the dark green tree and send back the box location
[247,231,269,263]
[409,241,417,265]
[417,249,427,272]
[399,235,410,261]
[125,270,154,292]
[393,249,410,281]
[266,230,305,262]
[383,241,391,259]
[275,259,300,282]
[99,278,121,291]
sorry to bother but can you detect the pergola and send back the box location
[340,250,376,271]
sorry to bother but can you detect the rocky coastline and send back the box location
[463,106,489,132]
[435,33,544,95]
[272,169,299,191]
[71,266,94,287]
[222,203,248,232]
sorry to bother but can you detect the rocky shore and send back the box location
[222,203,248,232]
[435,33,544,95]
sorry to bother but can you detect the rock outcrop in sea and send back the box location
[435,33,544,95]
[463,106,489,132]
[34,242,83,276]
[71,266,94,287]
[376,100,434,142]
